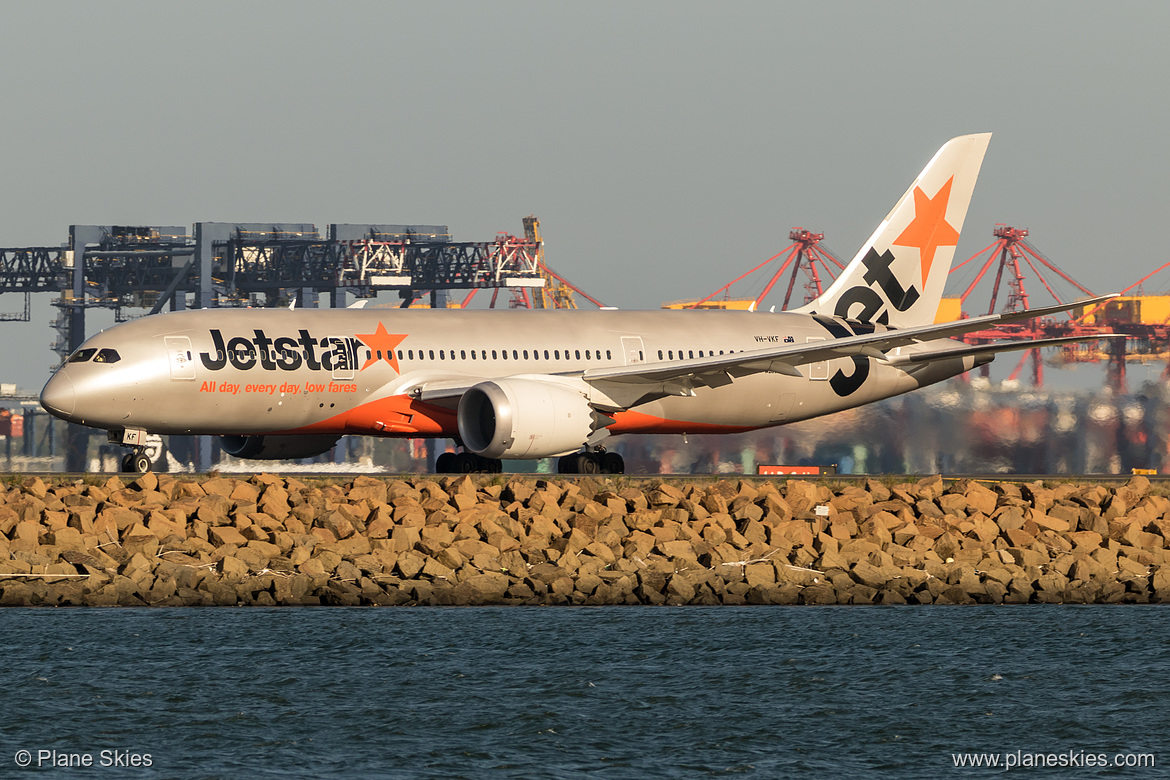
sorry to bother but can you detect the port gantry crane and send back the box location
[662,228,845,312]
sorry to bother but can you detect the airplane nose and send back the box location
[40,373,76,419]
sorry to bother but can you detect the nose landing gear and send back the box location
[120,449,153,474]
[111,429,159,473]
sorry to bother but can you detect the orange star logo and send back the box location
[892,175,960,286]
[356,322,408,373]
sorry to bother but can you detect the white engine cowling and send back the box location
[458,379,594,459]
[220,434,341,460]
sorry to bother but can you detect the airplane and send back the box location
[39,133,1120,474]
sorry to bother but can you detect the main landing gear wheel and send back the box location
[557,451,624,474]
[601,452,625,474]
[435,452,503,474]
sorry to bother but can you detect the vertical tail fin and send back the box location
[796,133,991,327]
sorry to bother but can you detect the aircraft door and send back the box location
[770,392,796,423]
[164,336,196,380]
[621,336,645,365]
[328,336,356,380]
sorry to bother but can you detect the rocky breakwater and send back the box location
[1,473,1169,606]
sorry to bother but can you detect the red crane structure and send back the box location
[663,228,844,311]
[943,225,1121,389]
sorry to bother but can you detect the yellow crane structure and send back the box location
[519,216,606,309]
[523,216,576,309]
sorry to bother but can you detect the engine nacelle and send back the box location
[220,434,341,460]
[458,379,594,459]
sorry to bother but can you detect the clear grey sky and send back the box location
[2,1,1167,393]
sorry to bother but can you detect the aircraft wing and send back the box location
[395,376,486,409]
[400,294,1119,408]
[885,333,1126,366]
[582,293,1120,386]
[416,381,478,406]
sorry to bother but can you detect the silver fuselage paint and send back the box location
[40,307,975,438]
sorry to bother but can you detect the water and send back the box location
[1,607,1167,779]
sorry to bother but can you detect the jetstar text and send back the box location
[199,329,363,373]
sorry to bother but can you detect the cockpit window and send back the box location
[93,348,121,364]
[67,348,97,363]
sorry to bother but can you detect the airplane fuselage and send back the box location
[42,307,977,441]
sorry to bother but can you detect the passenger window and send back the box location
[67,348,97,363]
[492,350,497,359]
[574,350,581,360]
[428,350,435,360]
[554,350,560,359]
[512,350,518,360]
[606,350,612,360]
[397,350,404,360]
[439,350,445,360]
[471,350,476,360]
[658,350,663,359]
[502,350,508,360]
[481,350,487,359]
[523,350,528,359]
[460,350,466,359]
[408,350,414,359]
[585,350,591,360]
[689,350,694,359]
[94,348,121,364]
[668,350,674,360]
[544,350,549,359]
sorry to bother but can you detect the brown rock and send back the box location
[195,495,232,525]
[851,561,891,589]
[199,477,236,497]
[743,562,775,589]
[298,558,327,577]
[366,507,394,538]
[394,551,426,579]
[217,554,249,577]
[1151,565,1170,596]
[1004,528,1036,549]
[656,539,697,562]
[799,583,838,605]
[209,526,248,547]
[312,549,343,574]
[1031,513,1071,534]
[664,573,696,604]
[1123,475,1151,499]
[348,477,388,505]
[122,530,160,559]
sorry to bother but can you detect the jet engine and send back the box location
[219,434,341,460]
[458,379,595,459]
